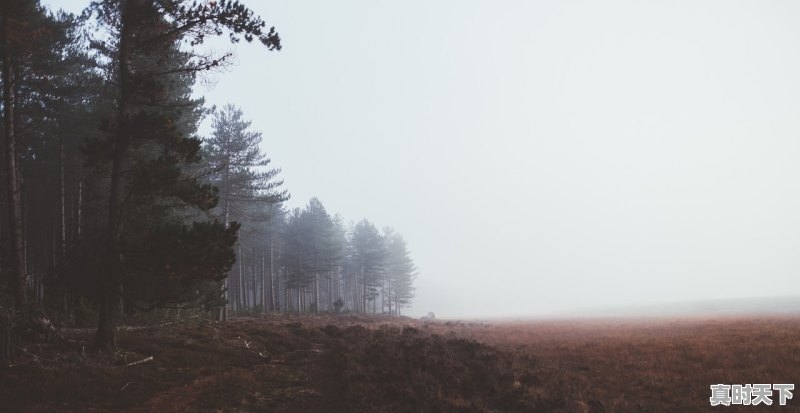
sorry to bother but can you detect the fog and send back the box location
[48,0,800,318]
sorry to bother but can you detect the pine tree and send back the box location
[352,219,387,314]
[203,103,287,318]
[303,198,343,313]
[204,104,287,224]
[281,207,310,312]
[86,0,281,352]
[386,231,417,316]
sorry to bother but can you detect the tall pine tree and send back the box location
[86,0,281,351]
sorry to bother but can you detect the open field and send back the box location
[1,315,798,412]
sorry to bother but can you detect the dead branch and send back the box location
[126,356,153,367]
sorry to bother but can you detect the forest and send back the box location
[2,1,800,412]
[0,0,417,355]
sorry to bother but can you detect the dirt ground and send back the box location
[1,314,798,412]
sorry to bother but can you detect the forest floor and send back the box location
[1,314,799,412]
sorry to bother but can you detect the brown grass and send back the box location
[0,314,798,412]
[438,316,800,412]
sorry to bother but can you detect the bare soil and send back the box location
[1,314,798,412]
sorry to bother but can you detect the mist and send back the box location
[47,0,800,318]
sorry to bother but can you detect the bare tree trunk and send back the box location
[284,273,289,314]
[238,245,245,311]
[95,0,135,352]
[270,236,275,311]
[251,264,256,310]
[386,270,392,316]
[2,10,27,311]
[76,181,82,237]
[59,134,66,267]
[218,162,231,322]
[261,255,266,313]
[314,272,319,314]
[0,311,16,362]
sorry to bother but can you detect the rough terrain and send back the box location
[1,315,798,412]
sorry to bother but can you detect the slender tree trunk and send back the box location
[361,266,367,314]
[269,236,275,311]
[261,255,266,313]
[314,272,319,314]
[387,270,392,316]
[251,264,256,310]
[238,245,244,311]
[59,134,66,266]
[2,10,26,312]
[284,272,289,314]
[95,0,134,352]
[54,131,66,310]
[218,164,231,322]
[328,272,332,312]
[76,181,82,237]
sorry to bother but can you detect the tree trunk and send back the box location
[218,162,231,322]
[387,270,392,316]
[314,272,319,314]
[0,311,16,363]
[59,133,66,266]
[328,272,333,312]
[269,237,275,311]
[284,272,289,314]
[76,181,82,237]
[238,245,245,311]
[261,255,266,313]
[2,10,27,312]
[251,264,256,310]
[95,0,134,352]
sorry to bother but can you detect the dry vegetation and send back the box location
[1,315,798,412]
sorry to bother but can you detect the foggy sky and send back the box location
[47,0,800,317]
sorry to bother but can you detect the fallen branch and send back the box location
[126,356,153,367]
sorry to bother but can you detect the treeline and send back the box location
[0,0,416,353]
[207,105,417,318]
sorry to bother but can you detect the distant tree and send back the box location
[328,213,347,311]
[303,198,343,313]
[281,207,309,312]
[280,198,343,313]
[385,231,417,316]
[261,203,286,312]
[203,104,288,226]
[352,219,387,313]
[202,103,288,319]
